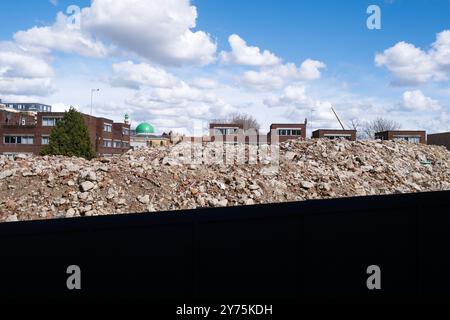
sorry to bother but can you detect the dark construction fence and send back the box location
[0,190,449,299]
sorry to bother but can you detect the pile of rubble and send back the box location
[1,138,449,223]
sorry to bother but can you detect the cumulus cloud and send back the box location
[401,90,441,111]
[242,59,326,89]
[125,88,235,135]
[264,85,335,122]
[110,61,179,89]
[0,43,55,97]
[375,30,450,85]
[83,0,216,65]
[14,0,217,66]
[14,12,110,58]
[190,77,218,89]
[220,34,281,66]
[0,51,53,79]
[106,60,234,133]
[297,59,327,80]
[0,78,54,96]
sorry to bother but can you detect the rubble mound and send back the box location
[1,139,449,223]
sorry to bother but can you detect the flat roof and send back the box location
[313,129,356,132]
[376,130,425,134]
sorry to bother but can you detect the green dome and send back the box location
[136,122,155,135]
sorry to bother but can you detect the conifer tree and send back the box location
[41,107,95,160]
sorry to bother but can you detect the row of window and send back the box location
[42,117,63,127]
[103,140,129,148]
[214,128,239,135]
[4,135,50,145]
[42,119,130,136]
[103,124,131,135]
[277,129,302,136]
[9,104,51,112]
[393,136,421,144]
[323,135,352,140]
[4,136,34,145]
[4,135,130,148]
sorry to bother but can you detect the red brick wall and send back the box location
[267,123,306,142]
[427,132,450,150]
[375,131,426,144]
[312,129,357,141]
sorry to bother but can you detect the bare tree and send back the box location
[348,118,366,139]
[229,112,261,131]
[363,117,401,139]
[210,112,261,132]
[348,119,360,131]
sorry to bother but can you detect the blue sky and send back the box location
[0,0,449,134]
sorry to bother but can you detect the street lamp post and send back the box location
[90,88,100,116]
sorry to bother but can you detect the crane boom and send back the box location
[331,106,345,130]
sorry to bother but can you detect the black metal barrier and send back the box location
[0,190,449,299]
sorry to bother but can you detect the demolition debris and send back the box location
[0,139,449,223]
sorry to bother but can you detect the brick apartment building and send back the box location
[209,122,307,144]
[209,123,244,142]
[312,129,357,141]
[375,130,426,144]
[0,108,130,157]
[427,132,450,150]
[267,123,306,143]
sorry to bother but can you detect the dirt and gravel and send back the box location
[1,138,449,223]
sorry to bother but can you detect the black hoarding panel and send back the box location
[0,191,449,299]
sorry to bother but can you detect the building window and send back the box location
[103,139,112,148]
[277,129,301,136]
[394,136,420,143]
[122,141,129,148]
[324,134,352,140]
[4,135,34,145]
[122,128,130,135]
[215,127,238,135]
[42,117,62,126]
[42,136,49,145]
[113,140,122,148]
[103,123,112,132]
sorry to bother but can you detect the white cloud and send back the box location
[190,77,218,89]
[242,59,326,89]
[264,85,333,120]
[110,61,179,89]
[0,43,55,97]
[124,88,235,135]
[298,59,327,80]
[220,34,281,66]
[0,51,53,78]
[14,0,217,66]
[0,78,54,96]
[82,0,216,66]
[14,12,110,58]
[51,102,71,112]
[401,90,441,111]
[49,0,58,6]
[375,30,450,85]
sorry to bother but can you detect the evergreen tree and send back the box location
[41,107,95,160]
